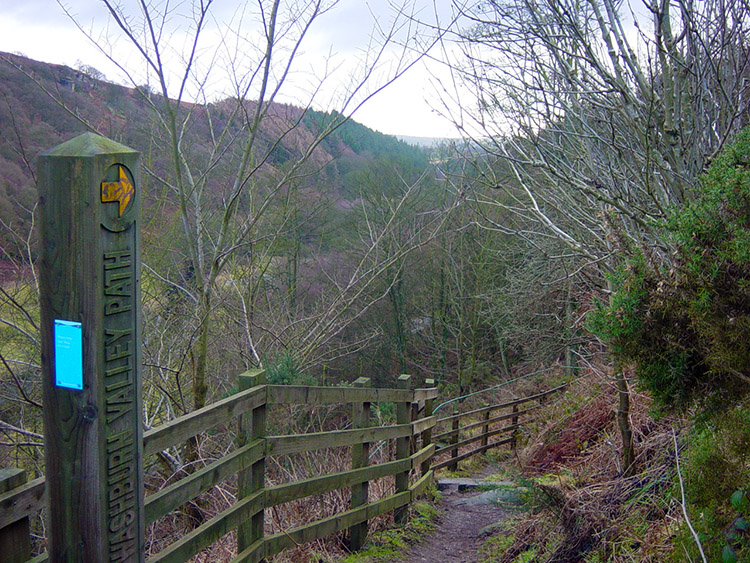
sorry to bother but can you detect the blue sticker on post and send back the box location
[54,320,83,390]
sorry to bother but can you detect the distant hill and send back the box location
[0,52,430,257]
[396,135,458,148]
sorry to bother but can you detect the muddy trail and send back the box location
[398,476,526,563]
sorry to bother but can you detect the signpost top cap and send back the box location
[40,132,138,158]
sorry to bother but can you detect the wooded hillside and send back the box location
[0,52,428,257]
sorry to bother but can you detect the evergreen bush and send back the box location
[589,127,750,409]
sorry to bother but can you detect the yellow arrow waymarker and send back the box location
[101,165,134,216]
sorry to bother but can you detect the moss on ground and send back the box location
[479,519,546,563]
[479,532,515,562]
[340,497,441,563]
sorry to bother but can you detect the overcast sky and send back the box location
[0,1,465,139]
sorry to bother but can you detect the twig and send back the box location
[0,420,43,439]
[0,441,44,448]
[0,350,42,408]
[271,504,302,548]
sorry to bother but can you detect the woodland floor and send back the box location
[398,468,520,563]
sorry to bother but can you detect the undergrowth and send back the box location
[477,373,750,563]
[669,404,750,563]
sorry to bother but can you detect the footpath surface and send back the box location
[398,475,523,563]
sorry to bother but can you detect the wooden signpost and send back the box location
[39,133,144,562]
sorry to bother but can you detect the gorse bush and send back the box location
[587,254,699,407]
[590,126,750,410]
[669,130,750,390]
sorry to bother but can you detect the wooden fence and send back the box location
[0,374,565,563]
[432,383,568,471]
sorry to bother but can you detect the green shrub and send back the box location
[589,126,750,410]
[264,350,316,386]
[668,129,750,390]
[587,253,701,408]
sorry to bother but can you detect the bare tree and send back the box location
[0,95,43,469]
[444,0,750,262]
[226,166,456,382]
[48,0,453,417]
[435,0,749,473]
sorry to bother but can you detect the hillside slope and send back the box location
[0,51,428,257]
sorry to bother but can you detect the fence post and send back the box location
[511,404,519,451]
[410,400,419,453]
[0,468,31,563]
[39,134,144,562]
[395,374,412,524]
[481,409,490,449]
[237,370,267,556]
[420,379,435,477]
[449,402,460,471]
[349,377,371,551]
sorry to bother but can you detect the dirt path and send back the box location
[397,485,514,563]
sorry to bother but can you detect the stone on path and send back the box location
[436,478,514,491]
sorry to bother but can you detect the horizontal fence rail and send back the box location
[0,374,566,563]
[432,382,568,471]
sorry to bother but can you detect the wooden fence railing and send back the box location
[432,383,569,471]
[0,374,566,563]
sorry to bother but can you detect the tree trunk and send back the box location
[180,291,212,527]
[193,292,210,411]
[388,274,408,372]
[615,363,635,476]
[564,276,578,378]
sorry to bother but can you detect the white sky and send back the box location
[0,0,465,139]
